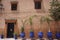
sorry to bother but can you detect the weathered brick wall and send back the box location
[0,0,60,38]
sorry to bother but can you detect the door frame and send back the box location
[4,19,19,38]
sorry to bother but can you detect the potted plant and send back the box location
[0,32,4,39]
[45,16,53,39]
[20,26,25,38]
[29,17,34,38]
[13,32,17,39]
[38,16,45,39]
[20,19,27,38]
[55,32,60,39]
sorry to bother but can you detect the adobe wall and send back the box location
[0,0,60,38]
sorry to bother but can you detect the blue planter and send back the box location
[1,34,4,39]
[14,34,17,39]
[30,32,34,38]
[20,32,25,38]
[56,32,60,39]
[38,32,43,38]
[47,32,52,38]
[0,35,1,38]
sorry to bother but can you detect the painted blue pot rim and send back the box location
[38,32,43,38]
[20,32,25,38]
[30,32,34,38]
[47,32,52,38]
[56,32,60,39]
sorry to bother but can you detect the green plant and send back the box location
[29,15,37,32]
[13,32,17,35]
[44,16,53,32]
[39,16,45,31]
[29,17,33,32]
[50,0,60,21]
[40,16,46,24]
[21,26,24,32]
[21,19,27,32]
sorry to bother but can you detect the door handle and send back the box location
[10,29,12,31]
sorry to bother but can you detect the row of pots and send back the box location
[0,32,60,39]
[18,32,60,39]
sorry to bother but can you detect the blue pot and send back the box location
[1,34,4,38]
[0,35,1,38]
[20,32,25,38]
[47,32,52,38]
[14,34,17,39]
[56,32,60,39]
[38,32,43,38]
[30,32,34,38]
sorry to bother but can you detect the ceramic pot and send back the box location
[56,32,60,39]
[47,32,52,38]
[30,32,34,38]
[38,32,43,38]
[20,32,25,38]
